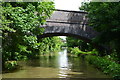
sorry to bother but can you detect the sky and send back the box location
[53,0,90,11]
[53,0,85,11]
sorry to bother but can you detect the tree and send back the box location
[66,37,93,51]
[1,1,55,69]
[80,2,120,60]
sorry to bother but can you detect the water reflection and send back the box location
[58,49,69,68]
[58,49,71,78]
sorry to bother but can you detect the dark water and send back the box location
[2,49,111,79]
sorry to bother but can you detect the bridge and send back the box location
[38,9,99,43]
[37,9,110,54]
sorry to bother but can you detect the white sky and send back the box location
[59,36,66,40]
[53,0,84,11]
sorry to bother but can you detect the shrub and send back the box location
[4,61,18,70]
[86,55,120,79]
[71,47,81,56]
[68,47,98,56]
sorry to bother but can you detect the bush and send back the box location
[86,55,120,79]
[67,47,73,53]
[71,47,81,56]
[4,61,18,70]
[68,47,98,56]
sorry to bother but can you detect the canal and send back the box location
[2,49,111,79]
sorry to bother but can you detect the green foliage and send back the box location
[4,61,18,70]
[66,37,97,56]
[70,47,81,56]
[86,55,120,79]
[80,2,120,78]
[104,53,119,63]
[38,37,63,55]
[1,2,55,70]
[68,47,98,56]
[80,2,120,60]
[66,37,81,47]
[66,37,94,51]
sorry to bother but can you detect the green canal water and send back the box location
[2,49,111,79]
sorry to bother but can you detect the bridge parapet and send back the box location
[46,9,88,25]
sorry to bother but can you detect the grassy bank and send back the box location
[86,55,120,79]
